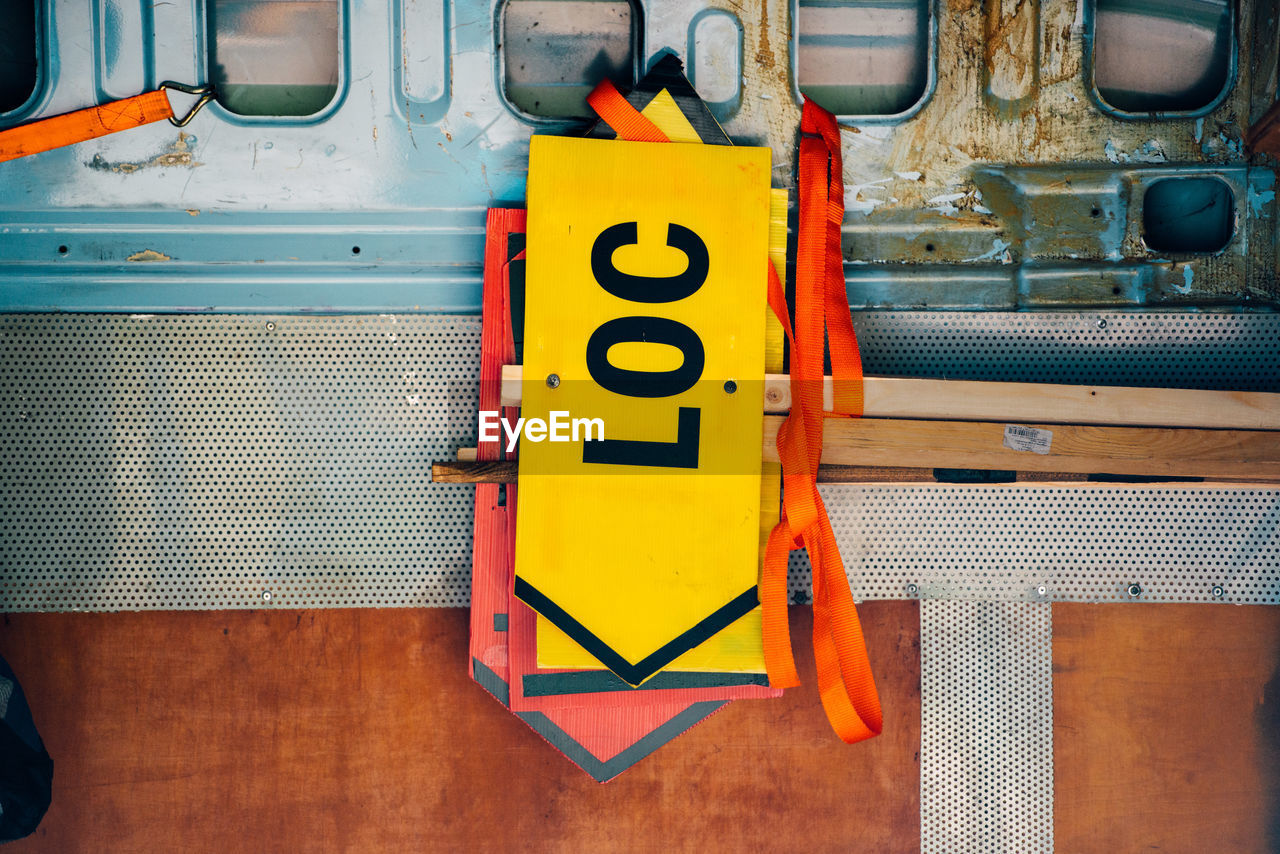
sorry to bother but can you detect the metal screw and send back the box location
[1211,585,1225,599]
[266,321,276,331]
[1096,318,1108,330]
[1036,585,1047,597]
[546,373,560,389]
[262,590,272,602]
[906,583,919,597]
[1126,582,1142,598]
[723,380,737,394]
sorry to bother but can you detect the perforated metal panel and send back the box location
[852,311,1280,391]
[788,484,1280,604]
[803,312,1280,606]
[0,314,480,611]
[3,311,1279,611]
[921,601,1053,854]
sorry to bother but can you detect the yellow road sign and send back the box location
[515,135,772,685]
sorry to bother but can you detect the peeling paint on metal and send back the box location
[844,177,894,216]
[844,125,895,154]
[965,238,1013,263]
[126,250,172,262]
[1104,139,1167,164]
[971,188,992,214]
[1134,140,1168,162]
[86,133,203,173]
[926,192,968,216]
[1248,171,1276,216]
[1173,265,1194,294]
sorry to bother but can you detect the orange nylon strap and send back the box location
[801,100,863,417]
[760,264,802,687]
[586,81,670,144]
[0,90,175,164]
[761,98,881,742]
[587,83,881,740]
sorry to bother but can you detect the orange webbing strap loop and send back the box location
[0,91,175,164]
[762,97,881,742]
[801,99,863,417]
[760,264,801,687]
[586,80,670,144]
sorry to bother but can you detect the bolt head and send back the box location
[907,583,919,596]
[546,373,560,389]
[266,321,275,331]
[262,590,272,601]
[1211,585,1225,598]
[1126,583,1142,597]
[1037,585,1047,596]
[1097,318,1108,330]
[723,380,737,394]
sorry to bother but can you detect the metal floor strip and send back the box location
[791,483,1280,605]
[921,601,1054,854]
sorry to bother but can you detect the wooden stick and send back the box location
[795,418,1280,479]
[432,458,1280,487]
[498,365,1280,430]
[434,460,518,482]
[435,460,945,484]
[445,416,1280,482]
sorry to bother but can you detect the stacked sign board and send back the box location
[468,56,787,780]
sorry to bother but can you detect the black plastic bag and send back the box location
[0,655,52,843]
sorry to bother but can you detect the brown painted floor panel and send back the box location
[0,603,920,854]
[1054,603,1280,854]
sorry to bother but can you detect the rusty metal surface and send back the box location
[0,0,1275,311]
[801,0,1279,309]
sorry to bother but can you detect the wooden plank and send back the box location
[442,415,1280,482]
[436,460,966,484]
[436,459,519,482]
[817,465,980,483]
[1054,604,1280,852]
[0,604,921,853]
[499,365,1280,430]
[433,458,1280,486]
[801,418,1280,480]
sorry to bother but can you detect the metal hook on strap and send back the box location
[0,81,217,163]
[159,81,217,127]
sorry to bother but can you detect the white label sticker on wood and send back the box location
[1003,424,1053,455]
